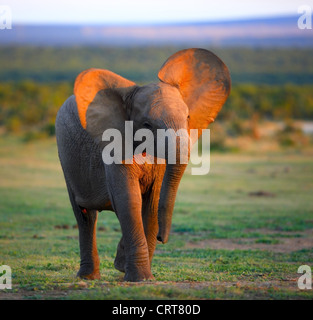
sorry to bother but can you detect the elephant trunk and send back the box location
[157,162,187,244]
[156,118,190,244]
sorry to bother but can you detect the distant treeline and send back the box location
[1,46,313,85]
[0,81,71,139]
[224,84,313,120]
[0,81,312,139]
[1,46,313,139]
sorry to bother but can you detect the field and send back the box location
[0,45,312,301]
[0,136,312,300]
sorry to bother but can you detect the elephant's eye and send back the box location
[143,122,152,130]
[187,115,190,120]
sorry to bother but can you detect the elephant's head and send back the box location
[74,48,231,244]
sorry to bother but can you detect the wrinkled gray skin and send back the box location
[56,84,189,282]
[55,49,230,282]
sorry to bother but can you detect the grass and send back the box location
[0,136,313,300]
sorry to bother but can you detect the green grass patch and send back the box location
[0,137,312,299]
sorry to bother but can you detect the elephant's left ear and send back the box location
[158,48,231,131]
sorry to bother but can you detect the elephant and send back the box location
[55,48,231,282]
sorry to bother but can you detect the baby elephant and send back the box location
[55,48,231,281]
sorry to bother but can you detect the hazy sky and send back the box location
[5,0,313,24]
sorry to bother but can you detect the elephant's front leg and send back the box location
[114,192,159,274]
[107,166,153,282]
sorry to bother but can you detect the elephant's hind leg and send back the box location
[67,189,100,280]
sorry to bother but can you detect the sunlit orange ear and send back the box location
[158,48,231,132]
[74,68,136,129]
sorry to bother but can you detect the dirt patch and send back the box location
[0,279,302,300]
[248,190,276,197]
[0,289,69,300]
[185,230,313,253]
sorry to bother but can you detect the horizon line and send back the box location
[11,13,299,27]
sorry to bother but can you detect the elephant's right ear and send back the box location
[74,68,137,142]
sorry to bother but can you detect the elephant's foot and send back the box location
[114,257,125,273]
[78,271,101,280]
[124,266,154,282]
[77,264,100,280]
